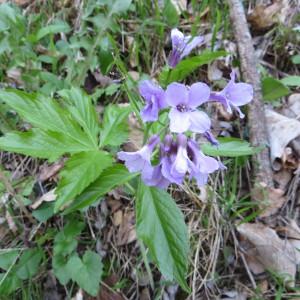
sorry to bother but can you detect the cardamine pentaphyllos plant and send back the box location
[0,24,255,295]
[118,28,254,189]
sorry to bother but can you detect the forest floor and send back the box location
[0,0,300,299]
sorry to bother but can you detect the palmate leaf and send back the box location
[99,105,130,147]
[54,151,113,212]
[0,89,98,149]
[64,164,138,213]
[136,183,190,291]
[58,87,99,145]
[0,129,97,161]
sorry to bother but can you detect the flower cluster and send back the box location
[118,29,253,189]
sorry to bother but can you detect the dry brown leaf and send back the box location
[31,189,57,210]
[220,290,247,300]
[265,109,300,170]
[38,160,64,182]
[237,223,300,286]
[116,210,136,246]
[257,185,287,217]
[248,0,288,30]
[273,169,292,191]
[112,210,123,227]
[98,274,125,300]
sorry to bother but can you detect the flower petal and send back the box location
[117,151,145,173]
[171,28,184,50]
[181,35,204,58]
[169,108,191,133]
[226,82,253,106]
[140,97,159,122]
[165,82,189,107]
[139,80,164,101]
[161,157,184,184]
[189,82,211,108]
[188,110,211,133]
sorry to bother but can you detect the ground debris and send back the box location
[237,222,300,286]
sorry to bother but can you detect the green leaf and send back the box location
[0,90,98,150]
[52,254,72,285]
[280,76,300,87]
[0,250,19,270]
[110,0,132,14]
[163,0,179,27]
[53,220,85,257]
[291,54,300,64]
[64,164,138,213]
[262,77,290,101]
[136,183,189,291]
[99,105,130,147]
[0,129,96,161]
[54,151,113,212]
[159,50,227,86]
[35,21,70,41]
[15,249,43,280]
[32,202,54,222]
[67,251,103,296]
[58,87,99,145]
[0,273,21,295]
[202,137,260,157]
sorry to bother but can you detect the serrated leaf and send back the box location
[280,76,300,87]
[58,87,99,145]
[0,90,98,149]
[136,183,189,291]
[54,151,113,211]
[159,50,227,86]
[67,251,103,296]
[64,164,138,213]
[0,129,96,161]
[15,249,43,280]
[262,77,290,101]
[100,105,130,147]
[202,138,260,157]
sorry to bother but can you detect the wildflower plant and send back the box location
[0,25,254,295]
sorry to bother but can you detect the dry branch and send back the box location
[228,0,274,188]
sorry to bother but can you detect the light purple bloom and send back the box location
[142,164,170,189]
[204,131,219,146]
[160,135,185,184]
[186,139,221,187]
[139,80,167,122]
[210,70,253,118]
[165,82,212,133]
[117,135,159,177]
[168,28,204,68]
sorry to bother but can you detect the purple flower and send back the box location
[165,82,212,133]
[142,164,170,189]
[210,70,253,118]
[117,135,159,177]
[139,80,167,122]
[186,139,221,187]
[204,131,219,146]
[160,135,185,184]
[168,28,204,68]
